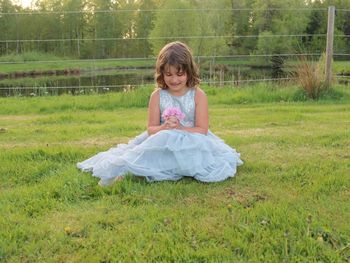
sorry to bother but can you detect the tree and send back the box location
[61,0,87,57]
[149,0,199,56]
[192,0,231,57]
[114,0,140,58]
[0,0,16,55]
[251,0,311,61]
[28,0,64,54]
[133,0,156,58]
[88,0,119,58]
[305,0,350,56]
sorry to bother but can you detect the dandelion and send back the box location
[64,226,73,235]
[317,235,324,242]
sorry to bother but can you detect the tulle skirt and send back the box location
[77,130,243,186]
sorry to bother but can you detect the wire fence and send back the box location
[0,6,349,96]
[0,34,331,43]
[0,8,331,16]
[0,53,327,64]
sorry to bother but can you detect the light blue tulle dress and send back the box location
[77,88,243,185]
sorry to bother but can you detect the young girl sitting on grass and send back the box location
[77,41,243,185]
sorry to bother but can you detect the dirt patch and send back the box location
[225,187,268,208]
[0,115,38,121]
[0,137,130,149]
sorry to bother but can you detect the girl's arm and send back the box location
[147,89,169,135]
[179,87,208,135]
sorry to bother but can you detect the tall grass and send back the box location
[0,84,349,115]
[293,54,329,99]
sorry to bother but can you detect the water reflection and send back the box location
[1,66,281,97]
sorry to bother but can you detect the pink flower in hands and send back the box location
[162,107,185,121]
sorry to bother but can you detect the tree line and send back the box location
[0,0,349,59]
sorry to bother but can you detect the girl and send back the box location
[77,41,243,186]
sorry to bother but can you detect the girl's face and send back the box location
[163,65,188,93]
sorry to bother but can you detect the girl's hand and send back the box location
[164,116,181,129]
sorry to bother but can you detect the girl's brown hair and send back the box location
[155,41,200,89]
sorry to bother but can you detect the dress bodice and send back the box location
[159,88,196,128]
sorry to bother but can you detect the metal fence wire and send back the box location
[0,6,349,95]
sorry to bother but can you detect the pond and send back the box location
[0,65,286,97]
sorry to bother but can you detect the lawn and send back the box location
[1,52,349,76]
[0,85,349,262]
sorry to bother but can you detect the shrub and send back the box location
[294,54,330,100]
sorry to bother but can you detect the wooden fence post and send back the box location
[325,6,335,88]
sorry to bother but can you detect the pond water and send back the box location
[0,66,284,97]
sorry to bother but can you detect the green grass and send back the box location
[0,85,349,262]
[1,52,349,75]
[333,61,350,75]
[1,83,349,114]
[0,51,67,63]
[0,52,155,73]
[0,58,155,73]
[286,59,350,76]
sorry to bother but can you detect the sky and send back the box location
[16,0,32,8]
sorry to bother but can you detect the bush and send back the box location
[294,54,330,100]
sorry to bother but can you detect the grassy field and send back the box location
[0,52,349,75]
[0,85,349,262]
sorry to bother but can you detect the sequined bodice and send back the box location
[159,88,196,127]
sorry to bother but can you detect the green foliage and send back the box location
[134,0,157,57]
[305,0,350,54]
[149,0,232,56]
[252,0,311,62]
[228,0,256,55]
[193,0,231,56]
[1,0,350,58]
[149,0,199,55]
[0,89,349,261]
[89,0,119,58]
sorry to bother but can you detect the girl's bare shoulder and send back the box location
[195,87,207,101]
[149,88,161,101]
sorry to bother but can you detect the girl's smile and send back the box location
[163,65,188,96]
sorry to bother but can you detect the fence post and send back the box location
[325,6,335,88]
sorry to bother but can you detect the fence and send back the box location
[0,5,349,95]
